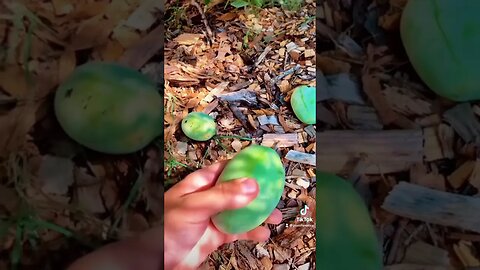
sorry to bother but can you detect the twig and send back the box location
[190,0,214,44]
[254,46,272,67]
[270,64,301,88]
[387,219,408,265]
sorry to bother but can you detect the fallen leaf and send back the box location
[69,14,117,50]
[174,33,204,45]
[112,24,142,49]
[58,49,76,83]
[0,65,28,98]
[97,40,125,61]
[217,12,238,21]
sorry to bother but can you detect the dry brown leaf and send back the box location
[66,0,109,20]
[124,0,160,31]
[0,103,37,158]
[119,24,164,70]
[119,212,150,239]
[105,0,134,22]
[409,163,445,191]
[0,185,19,213]
[113,25,142,49]
[97,40,125,61]
[316,55,351,74]
[69,14,117,50]
[447,160,475,189]
[52,0,74,15]
[217,12,238,21]
[0,65,28,98]
[379,12,401,31]
[174,33,204,45]
[58,49,76,83]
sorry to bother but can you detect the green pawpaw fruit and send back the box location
[316,172,382,270]
[54,62,162,154]
[401,0,480,101]
[212,145,285,234]
[290,85,316,125]
[181,112,217,141]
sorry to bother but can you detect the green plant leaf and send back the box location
[252,0,263,7]
[204,0,211,4]
[231,0,249,8]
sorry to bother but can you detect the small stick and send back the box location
[190,0,214,44]
[270,64,301,88]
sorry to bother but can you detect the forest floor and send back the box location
[164,0,316,269]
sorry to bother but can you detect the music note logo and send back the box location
[300,205,309,216]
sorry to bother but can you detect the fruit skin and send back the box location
[401,0,480,101]
[212,145,286,234]
[316,172,382,270]
[54,62,162,154]
[290,85,316,124]
[181,112,217,141]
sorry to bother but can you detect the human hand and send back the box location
[164,160,283,270]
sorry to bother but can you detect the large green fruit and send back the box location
[291,85,316,125]
[401,0,480,101]
[181,112,216,141]
[316,172,382,270]
[212,145,285,234]
[54,62,162,154]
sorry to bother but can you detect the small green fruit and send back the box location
[401,0,480,101]
[291,85,316,124]
[316,172,382,270]
[181,112,217,141]
[54,62,162,154]
[212,145,285,234]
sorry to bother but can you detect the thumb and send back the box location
[182,178,259,218]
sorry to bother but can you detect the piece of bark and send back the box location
[203,82,229,103]
[423,126,444,162]
[416,114,442,127]
[447,160,475,189]
[410,163,445,191]
[468,159,480,190]
[443,103,480,144]
[317,130,423,174]
[322,73,366,104]
[453,241,480,268]
[383,86,433,116]
[362,74,417,129]
[438,124,455,159]
[403,241,450,267]
[347,105,383,130]
[218,89,258,106]
[118,24,163,70]
[258,115,280,126]
[262,133,298,148]
[285,150,315,166]
[382,182,480,233]
[448,232,480,242]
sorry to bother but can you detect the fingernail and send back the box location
[240,178,257,194]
